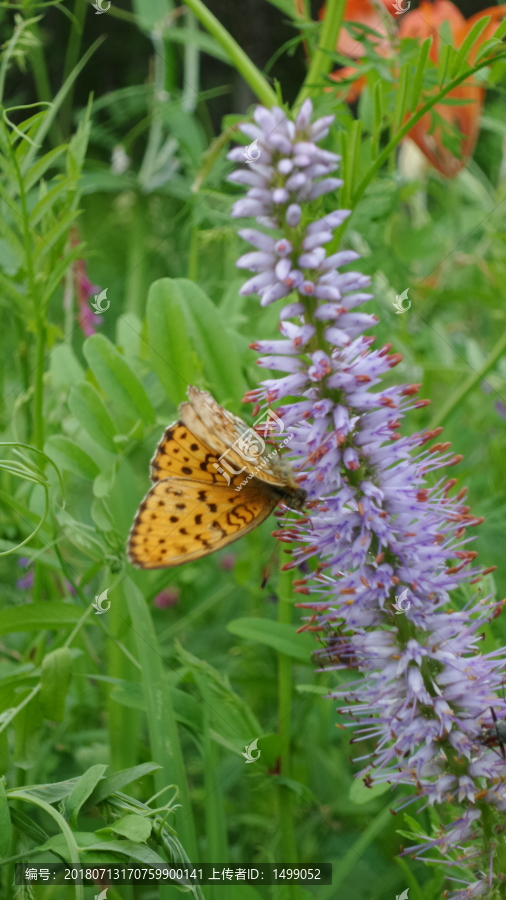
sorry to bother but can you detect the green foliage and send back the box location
[39,646,73,722]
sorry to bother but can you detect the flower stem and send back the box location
[33,319,45,452]
[429,324,506,428]
[277,558,298,872]
[296,0,346,105]
[181,0,278,107]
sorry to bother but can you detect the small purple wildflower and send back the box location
[219,553,236,571]
[74,249,101,337]
[229,99,506,898]
[16,557,34,591]
[153,587,180,609]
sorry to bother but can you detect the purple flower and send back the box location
[219,554,236,571]
[74,255,102,337]
[16,557,34,591]
[153,587,179,609]
[230,99,506,899]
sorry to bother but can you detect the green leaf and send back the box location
[69,383,119,453]
[40,647,73,722]
[132,0,173,32]
[53,837,166,867]
[256,733,282,768]
[177,643,261,753]
[0,602,84,635]
[227,618,314,663]
[24,144,67,192]
[91,762,161,805]
[348,778,391,805]
[0,727,9,776]
[146,278,200,405]
[50,343,84,390]
[453,16,491,75]
[29,178,75,227]
[93,463,117,499]
[63,764,107,827]
[124,579,197,859]
[22,36,106,174]
[409,37,432,112]
[14,691,43,769]
[8,806,49,844]
[83,334,155,426]
[99,813,151,843]
[94,674,202,733]
[0,780,11,858]
[19,777,80,804]
[162,26,231,63]
[45,435,100,480]
[176,278,247,406]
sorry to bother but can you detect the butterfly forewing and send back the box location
[180,387,294,488]
[150,423,240,485]
[128,477,278,569]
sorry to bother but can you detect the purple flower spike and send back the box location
[230,99,506,900]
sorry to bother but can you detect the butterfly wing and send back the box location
[149,422,241,485]
[128,477,278,569]
[179,387,296,489]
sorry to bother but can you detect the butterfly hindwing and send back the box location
[128,477,278,569]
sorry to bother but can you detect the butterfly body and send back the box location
[128,388,306,569]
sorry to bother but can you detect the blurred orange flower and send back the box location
[399,0,506,176]
[321,0,506,176]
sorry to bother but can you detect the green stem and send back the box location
[429,324,506,428]
[7,792,83,900]
[182,8,200,113]
[33,320,45,452]
[296,0,346,105]
[181,0,278,107]
[26,22,63,147]
[60,0,88,138]
[188,223,199,281]
[277,558,298,873]
[0,685,40,736]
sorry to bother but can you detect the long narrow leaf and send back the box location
[124,578,198,860]
[22,36,106,174]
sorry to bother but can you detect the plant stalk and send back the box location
[428,324,506,428]
[296,0,346,105]
[181,0,278,107]
[277,557,298,873]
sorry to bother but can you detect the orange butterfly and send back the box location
[127,387,306,569]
